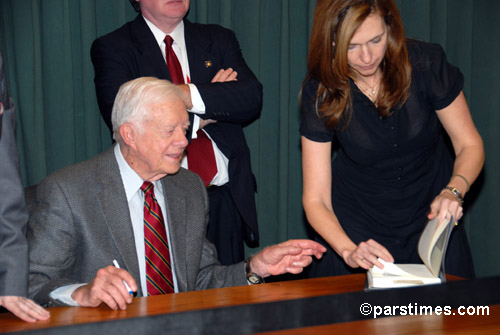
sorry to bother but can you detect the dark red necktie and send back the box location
[164,35,217,186]
[164,35,184,85]
[187,129,217,187]
[141,182,174,295]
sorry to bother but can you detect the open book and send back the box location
[367,216,454,289]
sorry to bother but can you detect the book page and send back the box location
[372,259,435,278]
[368,260,441,288]
[371,258,413,276]
[418,217,451,276]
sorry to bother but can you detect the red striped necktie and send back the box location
[141,181,174,295]
[164,35,218,187]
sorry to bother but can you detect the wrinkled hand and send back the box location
[428,189,463,223]
[211,68,238,83]
[343,239,394,270]
[249,239,326,278]
[176,84,193,110]
[197,68,237,129]
[0,296,50,323]
[199,118,217,129]
[72,266,137,310]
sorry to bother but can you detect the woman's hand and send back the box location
[343,239,394,270]
[428,189,463,224]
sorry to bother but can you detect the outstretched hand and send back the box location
[249,239,326,278]
[0,296,50,323]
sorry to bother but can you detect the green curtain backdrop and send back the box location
[0,0,498,277]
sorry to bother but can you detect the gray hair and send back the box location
[111,77,185,142]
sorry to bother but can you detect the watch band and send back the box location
[445,186,464,203]
[245,257,264,284]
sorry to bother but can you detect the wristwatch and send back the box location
[445,186,464,203]
[245,257,264,284]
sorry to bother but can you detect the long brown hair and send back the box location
[304,0,411,129]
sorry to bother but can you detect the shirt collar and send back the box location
[114,143,163,201]
[142,15,186,51]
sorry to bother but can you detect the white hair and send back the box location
[111,77,186,142]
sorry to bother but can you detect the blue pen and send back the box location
[113,259,134,296]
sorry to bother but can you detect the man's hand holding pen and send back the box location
[71,265,137,310]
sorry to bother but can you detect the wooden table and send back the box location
[257,305,500,335]
[1,274,499,334]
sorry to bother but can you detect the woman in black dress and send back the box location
[300,0,484,278]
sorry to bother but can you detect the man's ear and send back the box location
[120,123,137,149]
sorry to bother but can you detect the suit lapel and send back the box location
[184,20,213,84]
[130,15,171,81]
[161,176,188,292]
[95,147,143,295]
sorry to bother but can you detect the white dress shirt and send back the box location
[114,143,179,295]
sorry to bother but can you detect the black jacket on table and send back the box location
[91,15,262,244]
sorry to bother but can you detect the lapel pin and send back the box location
[204,60,213,68]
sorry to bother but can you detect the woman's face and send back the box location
[347,13,388,79]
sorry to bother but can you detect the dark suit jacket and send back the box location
[91,16,261,244]
[0,53,29,297]
[27,146,246,307]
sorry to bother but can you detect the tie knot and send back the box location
[141,181,154,195]
[164,35,174,48]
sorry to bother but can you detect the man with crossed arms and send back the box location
[27,77,325,309]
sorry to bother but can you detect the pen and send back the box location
[113,259,134,296]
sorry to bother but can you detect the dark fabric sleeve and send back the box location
[90,37,138,131]
[193,27,263,124]
[299,79,335,143]
[410,40,464,111]
[27,177,79,306]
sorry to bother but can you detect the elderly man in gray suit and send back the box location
[27,77,326,310]
[0,52,50,322]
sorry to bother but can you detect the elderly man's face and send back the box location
[131,95,189,181]
[137,0,190,27]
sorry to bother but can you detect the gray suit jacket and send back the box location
[27,146,246,306]
[0,53,29,297]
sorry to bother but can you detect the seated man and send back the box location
[28,77,325,310]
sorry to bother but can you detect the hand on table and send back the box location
[0,296,50,322]
[343,239,394,270]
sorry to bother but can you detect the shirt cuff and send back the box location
[49,283,86,306]
[190,115,201,139]
[188,83,206,114]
